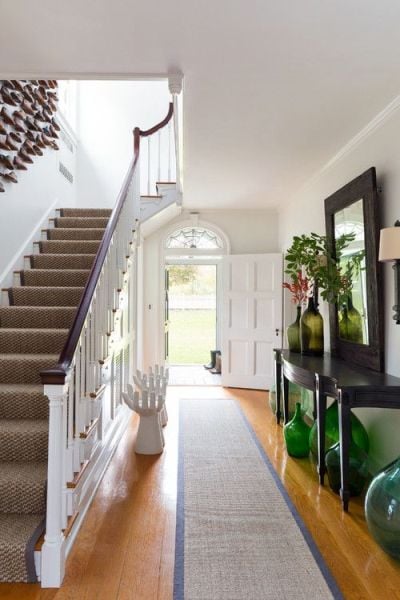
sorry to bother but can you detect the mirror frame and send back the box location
[324,167,384,372]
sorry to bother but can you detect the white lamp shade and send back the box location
[379,226,400,261]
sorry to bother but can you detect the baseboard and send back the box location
[0,199,59,289]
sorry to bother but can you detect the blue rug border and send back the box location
[235,400,344,600]
[173,397,344,600]
[173,401,185,600]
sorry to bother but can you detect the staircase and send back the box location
[0,207,110,582]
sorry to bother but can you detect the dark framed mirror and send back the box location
[325,167,384,371]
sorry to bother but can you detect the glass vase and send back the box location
[300,296,324,356]
[309,400,369,459]
[339,298,363,344]
[287,306,301,353]
[325,439,369,496]
[365,457,400,559]
[283,402,311,458]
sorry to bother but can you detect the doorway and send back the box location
[165,264,221,385]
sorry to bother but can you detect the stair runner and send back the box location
[0,207,111,583]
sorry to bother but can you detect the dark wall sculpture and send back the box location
[0,80,60,192]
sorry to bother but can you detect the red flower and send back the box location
[282,271,310,305]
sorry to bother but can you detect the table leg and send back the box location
[274,354,282,424]
[339,390,351,511]
[283,373,289,424]
[316,376,327,485]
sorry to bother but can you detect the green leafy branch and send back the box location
[284,232,365,306]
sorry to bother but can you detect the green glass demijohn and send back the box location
[283,402,311,458]
[286,305,301,353]
[300,295,324,356]
[339,296,363,344]
[325,438,369,496]
[347,294,364,344]
[365,456,400,559]
[309,400,369,459]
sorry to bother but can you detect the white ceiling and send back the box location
[2,1,400,209]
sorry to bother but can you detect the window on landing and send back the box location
[166,227,223,250]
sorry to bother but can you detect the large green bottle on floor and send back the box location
[325,438,369,496]
[365,456,400,559]
[283,402,310,458]
[309,400,369,459]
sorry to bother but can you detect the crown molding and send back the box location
[296,92,400,196]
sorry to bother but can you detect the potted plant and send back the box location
[283,232,364,355]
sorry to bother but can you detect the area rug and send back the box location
[174,398,343,600]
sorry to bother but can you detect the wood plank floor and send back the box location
[1,386,400,599]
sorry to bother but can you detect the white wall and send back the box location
[75,80,171,208]
[0,131,76,284]
[142,208,279,369]
[279,106,400,469]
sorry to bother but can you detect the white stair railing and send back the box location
[39,100,179,588]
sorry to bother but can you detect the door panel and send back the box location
[222,254,282,389]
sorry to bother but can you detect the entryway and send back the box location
[166,264,222,385]
[162,219,229,386]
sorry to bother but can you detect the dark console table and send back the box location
[273,349,400,511]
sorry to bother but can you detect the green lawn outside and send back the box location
[168,309,216,364]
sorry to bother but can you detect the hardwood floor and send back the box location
[1,386,400,599]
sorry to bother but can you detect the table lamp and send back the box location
[379,220,400,323]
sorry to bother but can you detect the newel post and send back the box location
[41,383,66,587]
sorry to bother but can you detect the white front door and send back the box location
[221,254,282,390]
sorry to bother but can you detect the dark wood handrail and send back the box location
[138,102,173,137]
[41,103,174,385]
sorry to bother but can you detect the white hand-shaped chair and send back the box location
[122,385,164,455]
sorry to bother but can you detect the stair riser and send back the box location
[39,241,100,255]
[0,358,57,384]
[0,483,46,514]
[9,288,83,307]
[0,331,67,354]
[20,270,90,287]
[47,228,105,241]
[0,394,48,420]
[0,308,75,329]
[54,217,109,229]
[30,254,95,270]
[0,433,47,462]
[59,208,112,218]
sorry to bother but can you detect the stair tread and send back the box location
[8,286,84,291]
[0,306,76,312]
[27,253,96,258]
[21,269,90,274]
[0,419,48,434]
[0,328,69,334]
[0,353,58,360]
[0,383,44,393]
[0,461,47,482]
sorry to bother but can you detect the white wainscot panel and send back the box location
[230,261,250,292]
[254,258,274,292]
[254,298,274,333]
[229,340,249,375]
[254,341,273,377]
[229,297,249,329]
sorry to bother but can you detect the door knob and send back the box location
[275,328,280,336]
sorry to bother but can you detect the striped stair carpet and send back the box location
[0,207,111,583]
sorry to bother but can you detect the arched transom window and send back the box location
[166,227,223,250]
